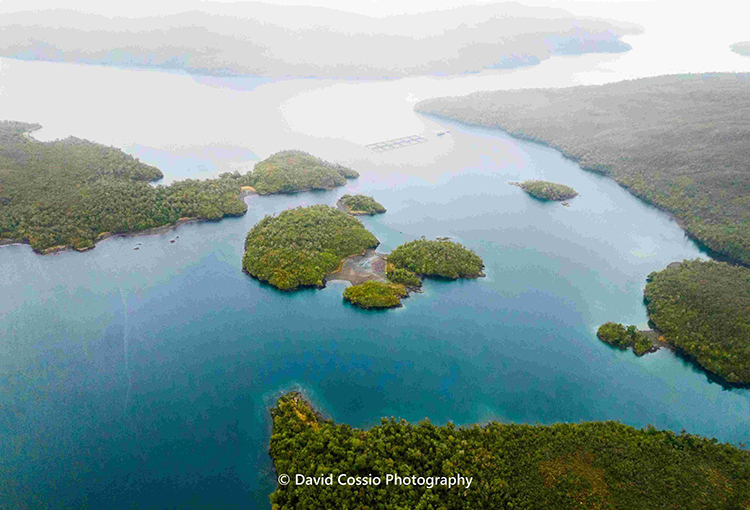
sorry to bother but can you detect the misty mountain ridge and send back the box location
[0,3,641,78]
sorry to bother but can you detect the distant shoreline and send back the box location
[0,216,223,255]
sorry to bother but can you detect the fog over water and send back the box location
[1,1,750,508]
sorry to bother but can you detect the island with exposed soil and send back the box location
[241,205,378,290]
[242,207,484,308]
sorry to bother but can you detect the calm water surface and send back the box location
[1,22,750,509]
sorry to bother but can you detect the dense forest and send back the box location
[338,194,386,215]
[514,180,578,201]
[597,322,656,356]
[731,42,750,56]
[0,6,639,78]
[269,391,750,509]
[644,259,750,384]
[417,74,750,265]
[388,238,485,279]
[251,151,358,195]
[242,205,378,290]
[0,121,249,252]
[343,281,407,309]
[385,266,422,288]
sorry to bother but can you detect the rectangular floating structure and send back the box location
[365,135,428,153]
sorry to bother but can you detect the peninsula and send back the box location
[644,259,750,384]
[416,74,750,265]
[0,121,249,253]
[251,150,358,195]
[597,322,658,356]
[269,391,750,509]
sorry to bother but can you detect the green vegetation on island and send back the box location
[644,259,750,384]
[242,205,378,291]
[385,266,421,287]
[597,322,656,356]
[730,42,750,56]
[343,281,407,309]
[388,238,485,280]
[416,74,750,265]
[0,121,248,252]
[269,391,750,510]
[514,180,578,201]
[250,150,358,195]
[338,194,386,215]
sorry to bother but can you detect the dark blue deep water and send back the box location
[1,119,748,509]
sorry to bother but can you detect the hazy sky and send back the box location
[0,0,747,49]
[0,0,746,36]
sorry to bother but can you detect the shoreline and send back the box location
[0,216,226,256]
[415,110,750,269]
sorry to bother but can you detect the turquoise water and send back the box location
[1,118,749,508]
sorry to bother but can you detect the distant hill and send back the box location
[0,4,640,78]
[731,42,750,56]
[416,73,750,265]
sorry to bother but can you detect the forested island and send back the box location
[731,42,750,56]
[511,180,578,201]
[0,121,250,253]
[269,391,750,509]
[388,238,485,280]
[337,194,386,215]
[341,239,485,309]
[343,281,407,309]
[416,74,750,265]
[242,208,484,307]
[0,5,639,78]
[242,205,378,290]
[597,322,657,356]
[251,151,358,195]
[644,259,750,384]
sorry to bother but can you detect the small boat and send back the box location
[134,247,140,250]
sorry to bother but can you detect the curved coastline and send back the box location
[415,110,750,269]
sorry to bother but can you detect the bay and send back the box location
[2,11,750,506]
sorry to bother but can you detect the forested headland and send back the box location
[337,194,386,215]
[242,205,379,291]
[251,151,358,195]
[644,259,750,384]
[416,74,750,265]
[597,322,657,356]
[269,391,750,509]
[731,42,750,56]
[512,180,578,201]
[0,121,249,253]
